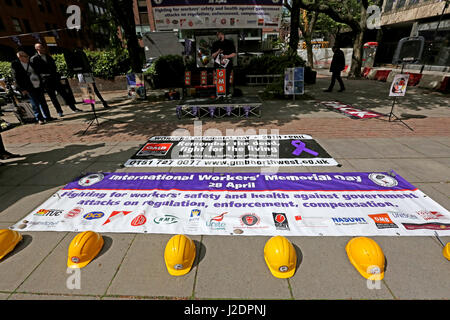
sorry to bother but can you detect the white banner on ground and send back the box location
[11,172,450,236]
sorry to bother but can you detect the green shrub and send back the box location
[0,61,12,79]
[152,55,185,88]
[243,54,306,75]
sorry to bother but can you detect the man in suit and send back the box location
[324,45,346,92]
[31,43,83,117]
[11,49,54,124]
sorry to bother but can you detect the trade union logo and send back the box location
[272,213,290,231]
[240,214,260,227]
[83,212,105,220]
[416,210,448,221]
[34,209,62,217]
[137,143,173,156]
[331,217,368,225]
[206,212,228,231]
[131,214,147,227]
[153,215,179,225]
[103,211,132,225]
[368,173,398,188]
[190,209,201,218]
[368,213,398,229]
[78,173,105,187]
[65,207,83,219]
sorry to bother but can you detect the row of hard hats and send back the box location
[1,229,449,279]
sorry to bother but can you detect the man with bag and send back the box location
[31,43,83,117]
[11,49,54,125]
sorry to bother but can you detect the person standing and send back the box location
[31,43,83,117]
[211,31,236,97]
[11,49,54,124]
[324,45,346,92]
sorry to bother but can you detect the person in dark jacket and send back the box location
[31,43,83,117]
[324,45,346,92]
[11,49,54,124]
[211,31,236,97]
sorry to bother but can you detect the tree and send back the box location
[297,0,375,78]
[104,0,144,73]
[298,8,319,68]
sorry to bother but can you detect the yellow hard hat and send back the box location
[164,234,196,276]
[67,231,104,269]
[0,229,22,260]
[264,236,297,279]
[443,243,450,261]
[346,237,385,280]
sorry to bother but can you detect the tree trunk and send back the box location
[107,0,143,73]
[288,0,301,56]
[348,4,368,78]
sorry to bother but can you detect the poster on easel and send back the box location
[389,74,410,97]
[80,83,96,104]
[284,68,304,95]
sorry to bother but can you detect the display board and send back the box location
[151,0,283,30]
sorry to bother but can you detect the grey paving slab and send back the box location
[94,145,140,163]
[16,232,135,296]
[345,159,419,181]
[289,237,394,300]
[0,231,68,292]
[430,137,450,148]
[59,144,116,163]
[194,236,292,299]
[0,186,61,223]
[314,139,383,159]
[82,161,126,173]
[374,237,450,299]
[388,158,450,183]
[0,293,9,300]
[0,163,52,186]
[392,137,450,158]
[358,138,425,159]
[106,234,198,298]
[9,293,100,300]
[20,162,93,186]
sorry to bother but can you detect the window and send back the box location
[45,0,52,13]
[0,17,5,32]
[12,18,22,32]
[22,19,32,32]
[37,0,45,12]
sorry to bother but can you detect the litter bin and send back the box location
[56,76,77,106]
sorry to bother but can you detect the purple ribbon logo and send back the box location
[291,140,319,157]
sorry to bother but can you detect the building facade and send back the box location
[376,0,450,67]
[0,0,110,61]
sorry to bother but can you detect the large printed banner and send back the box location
[151,0,283,30]
[11,172,450,236]
[124,135,338,167]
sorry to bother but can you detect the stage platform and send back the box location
[176,96,262,119]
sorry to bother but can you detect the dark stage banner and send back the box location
[124,135,338,167]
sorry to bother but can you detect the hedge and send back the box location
[0,49,130,80]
